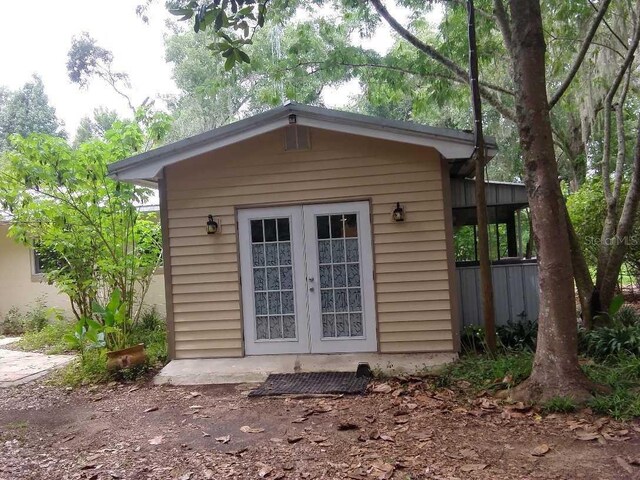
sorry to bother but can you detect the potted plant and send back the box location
[93,290,146,371]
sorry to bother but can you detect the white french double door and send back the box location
[238,201,377,355]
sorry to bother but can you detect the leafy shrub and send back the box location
[130,310,167,367]
[542,396,577,413]
[497,320,538,351]
[51,349,110,387]
[580,323,640,359]
[460,325,486,354]
[1,306,26,336]
[614,305,640,327]
[444,352,533,390]
[139,306,163,331]
[18,318,75,354]
[460,320,539,354]
[22,298,50,333]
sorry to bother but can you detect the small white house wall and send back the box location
[0,224,166,321]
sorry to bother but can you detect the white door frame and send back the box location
[238,206,310,355]
[303,201,377,353]
[238,201,377,355]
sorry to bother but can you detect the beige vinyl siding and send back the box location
[165,128,454,358]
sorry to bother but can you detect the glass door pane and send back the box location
[249,217,296,341]
[316,214,364,338]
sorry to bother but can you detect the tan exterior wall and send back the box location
[0,224,166,321]
[164,127,455,359]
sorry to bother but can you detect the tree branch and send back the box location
[492,0,513,54]
[294,60,515,96]
[588,0,628,51]
[548,0,613,109]
[368,0,516,122]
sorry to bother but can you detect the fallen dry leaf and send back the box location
[460,463,488,472]
[148,435,164,445]
[338,421,359,431]
[615,456,634,475]
[143,406,158,413]
[531,444,550,457]
[258,464,273,478]
[291,417,308,423]
[575,432,600,441]
[240,426,265,434]
[309,435,328,443]
[215,435,230,444]
[287,436,303,444]
[372,384,392,394]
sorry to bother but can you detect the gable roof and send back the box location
[107,102,497,185]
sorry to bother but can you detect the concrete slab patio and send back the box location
[154,352,457,385]
[0,347,75,387]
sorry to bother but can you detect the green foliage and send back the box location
[613,305,640,327]
[582,355,640,420]
[168,0,269,69]
[1,300,61,336]
[73,107,120,147]
[0,75,65,152]
[18,318,76,355]
[542,396,577,414]
[442,352,533,391]
[460,325,486,354]
[580,323,640,359]
[49,310,167,387]
[63,317,106,361]
[50,349,110,387]
[497,320,538,352]
[0,124,163,349]
[461,320,538,354]
[92,290,129,351]
[1,307,27,336]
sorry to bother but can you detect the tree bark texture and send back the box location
[509,0,594,402]
[467,0,496,354]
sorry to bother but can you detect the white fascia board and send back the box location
[295,117,480,159]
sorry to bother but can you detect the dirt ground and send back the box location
[0,375,639,480]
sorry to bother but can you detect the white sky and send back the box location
[0,1,176,135]
[0,1,426,137]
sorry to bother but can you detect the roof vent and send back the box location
[284,125,310,151]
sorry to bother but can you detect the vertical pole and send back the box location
[506,212,518,257]
[467,0,496,353]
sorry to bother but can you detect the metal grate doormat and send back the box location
[248,372,370,397]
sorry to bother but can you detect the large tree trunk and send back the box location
[509,0,595,403]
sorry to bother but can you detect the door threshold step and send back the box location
[154,352,457,385]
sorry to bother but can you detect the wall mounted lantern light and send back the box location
[392,202,405,222]
[206,215,219,234]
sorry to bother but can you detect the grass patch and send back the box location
[542,396,577,413]
[17,319,75,354]
[441,352,533,391]
[49,349,110,387]
[582,354,640,420]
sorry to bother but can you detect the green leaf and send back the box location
[237,49,250,64]
[224,55,236,71]
[609,294,625,316]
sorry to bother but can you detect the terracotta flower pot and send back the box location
[106,343,146,371]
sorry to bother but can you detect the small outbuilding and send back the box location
[109,103,535,377]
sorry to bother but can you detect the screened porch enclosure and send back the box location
[450,179,540,327]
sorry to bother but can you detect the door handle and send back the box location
[309,286,315,292]
[308,276,315,282]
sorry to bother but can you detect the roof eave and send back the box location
[108,103,498,183]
